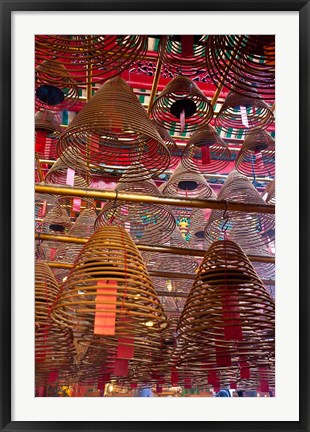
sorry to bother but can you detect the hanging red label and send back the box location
[94,280,117,336]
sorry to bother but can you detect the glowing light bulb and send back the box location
[145,321,154,327]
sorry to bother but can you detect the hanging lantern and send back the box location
[176,239,275,373]
[161,162,213,199]
[215,89,274,136]
[35,111,62,159]
[57,76,170,179]
[204,171,275,249]
[206,35,275,101]
[235,130,275,177]
[95,165,176,244]
[151,76,213,134]
[35,60,79,111]
[158,35,208,76]
[35,35,148,84]
[182,125,231,173]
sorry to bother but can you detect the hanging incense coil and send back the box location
[151,76,213,134]
[176,240,275,372]
[235,131,275,177]
[151,120,180,169]
[45,150,91,188]
[35,323,76,386]
[35,35,148,85]
[181,125,231,174]
[51,226,168,336]
[35,262,60,326]
[262,180,275,205]
[41,203,72,234]
[35,60,79,111]
[95,169,176,244]
[188,209,209,249]
[35,111,62,160]
[204,171,275,249]
[215,90,274,136]
[159,35,208,76]
[206,35,275,101]
[57,77,170,179]
[161,162,213,199]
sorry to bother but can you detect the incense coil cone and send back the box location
[35,262,60,325]
[151,76,213,134]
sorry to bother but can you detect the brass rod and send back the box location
[35,233,275,263]
[35,153,44,182]
[147,38,165,114]
[35,184,275,214]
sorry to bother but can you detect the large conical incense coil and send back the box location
[235,130,275,177]
[51,226,168,337]
[262,180,275,205]
[204,171,275,249]
[41,203,72,234]
[176,240,275,371]
[181,126,231,174]
[188,209,210,249]
[35,111,62,160]
[158,35,208,77]
[57,77,170,179]
[35,60,79,111]
[35,262,60,326]
[206,35,275,101]
[95,172,175,244]
[54,207,97,264]
[151,76,213,134]
[45,149,91,188]
[35,35,148,85]
[161,162,213,199]
[35,323,76,386]
[151,120,180,169]
[215,90,274,136]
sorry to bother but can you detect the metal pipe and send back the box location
[35,153,44,182]
[35,233,275,263]
[35,184,275,214]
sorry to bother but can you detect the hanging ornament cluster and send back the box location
[57,77,170,179]
[151,76,213,134]
[206,35,275,101]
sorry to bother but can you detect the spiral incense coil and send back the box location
[159,35,208,76]
[35,111,63,160]
[176,240,275,369]
[161,162,213,199]
[35,323,76,383]
[262,180,275,205]
[51,226,168,336]
[206,35,275,101]
[215,90,274,136]
[235,131,275,177]
[35,60,79,111]
[35,35,148,85]
[181,126,231,174]
[151,76,213,134]
[95,171,176,244]
[45,150,91,188]
[204,171,275,249]
[55,197,96,220]
[57,77,170,179]
[151,120,180,169]
[41,203,72,234]
[54,207,97,264]
[188,209,209,249]
[35,262,60,325]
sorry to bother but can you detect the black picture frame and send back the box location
[1,1,309,431]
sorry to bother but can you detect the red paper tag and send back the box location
[171,370,179,386]
[94,280,117,336]
[184,378,192,389]
[66,168,75,186]
[131,383,138,389]
[208,370,219,387]
[240,361,250,379]
[36,386,46,397]
[113,359,128,376]
[117,337,134,359]
[156,384,163,393]
[259,367,269,392]
[73,198,81,213]
[180,109,186,134]
[181,35,194,57]
[222,289,243,341]
[48,369,59,383]
[35,130,48,153]
[230,381,237,389]
[50,248,57,260]
[201,145,211,165]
